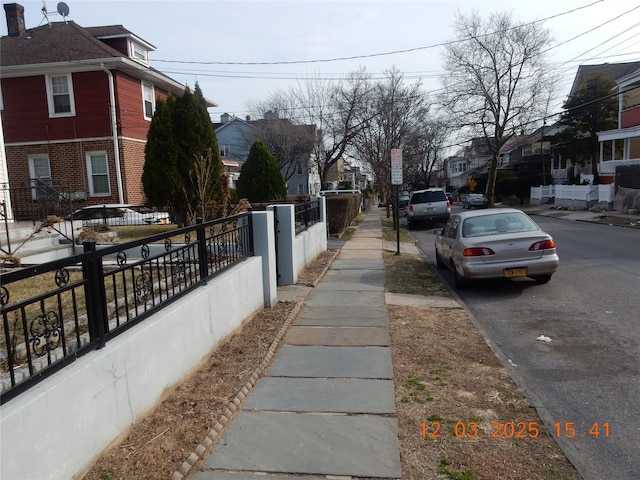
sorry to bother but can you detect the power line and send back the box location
[151,0,604,67]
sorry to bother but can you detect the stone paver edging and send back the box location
[169,298,305,480]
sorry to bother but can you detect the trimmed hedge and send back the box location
[325,194,362,235]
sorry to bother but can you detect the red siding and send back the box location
[621,106,640,128]
[113,71,169,140]
[1,72,112,143]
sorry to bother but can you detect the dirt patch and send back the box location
[387,254,580,480]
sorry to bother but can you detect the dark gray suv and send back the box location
[406,188,451,229]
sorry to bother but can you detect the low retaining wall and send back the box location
[0,257,265,480]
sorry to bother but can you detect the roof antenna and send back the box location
[41,1,70,26]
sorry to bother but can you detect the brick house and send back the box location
[0,3,215,220]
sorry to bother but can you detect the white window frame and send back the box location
[28,155,51,199]
[142,82,155,120]
[220,145,231,157]
[45,73,76,117]
[130,41,149,64]
[86,151,111,196]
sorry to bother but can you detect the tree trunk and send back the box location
[485,153,499,206]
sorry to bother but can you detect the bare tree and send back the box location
[246,96,317,184]
[403,116,451,190]
[441,11,555,205]
[290,68,373,185]
[353,68,432,203]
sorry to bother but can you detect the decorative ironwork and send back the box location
[0,211,255,404]
[30,310,62,357]
[0,286,8,306]
[54,268,70,288]
[141,244,150,259]
[134,272,152,304]
[171,258,187,285]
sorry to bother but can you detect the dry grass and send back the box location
[386,252,580,480]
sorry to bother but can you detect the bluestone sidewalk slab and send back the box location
[266,346,393,378]
[189,470,318,480]
[340,238,382,249]
[204,411,401,478]
[320,269,386,287]
[303,290,385,307]
[192,473,318,480]
[385,292,462,309]
[285,326,390,346]
[331,259,385,270]
[243,377,395,413]
[296,306,388,326]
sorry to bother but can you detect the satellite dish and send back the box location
[57,2,69,17]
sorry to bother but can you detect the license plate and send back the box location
[504,267,527,278]
[426,207,434,211]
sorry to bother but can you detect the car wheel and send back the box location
[435,251,446,270]
[532,274,552,284]
[451,261,468,289]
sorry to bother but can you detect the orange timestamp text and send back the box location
[420,420,541,440]
[553,422,610,439]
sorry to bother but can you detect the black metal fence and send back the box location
[294,198,321,235]
[0,213,253,404]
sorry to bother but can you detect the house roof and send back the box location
[1,21,127,66]
[569,61,640,98]
[0,19,217,107]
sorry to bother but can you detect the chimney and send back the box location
[4,3,26,37]
[221,113,231,123]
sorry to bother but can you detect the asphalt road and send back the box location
[410,211,640,480]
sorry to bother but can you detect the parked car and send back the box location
[462,193,488,209]
[434,208,559,289]
[66,204,171,226]
[405,188,451,229]
[398,195,410,209]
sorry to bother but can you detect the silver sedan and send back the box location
[434,208,559,288]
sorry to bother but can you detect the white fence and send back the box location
[530,184,615,208]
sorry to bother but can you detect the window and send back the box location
[297,184,304,194]
[296,163,303,175]
[28,155,51,199]
[86,152,110,196]
[131,42,148,64]
[220,145,231,157]
[142,83,155,120]
[46,74,75,117]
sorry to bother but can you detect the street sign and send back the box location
[391,149,403,185]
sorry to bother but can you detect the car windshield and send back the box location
[462,213,539,237]
[411,191,446,203]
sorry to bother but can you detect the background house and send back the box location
[0,3,212,221]
[214,112,321,196]
[597,66,640,187]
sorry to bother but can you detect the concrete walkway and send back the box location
[190,211,401,480]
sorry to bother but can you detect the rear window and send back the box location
[462,213,539,237]
[410,191,447,204]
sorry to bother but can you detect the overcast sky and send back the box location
[3,0,639,122]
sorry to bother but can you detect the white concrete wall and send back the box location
[0,208,323,480]
[0,257,264,480]
[271,199,327,286]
